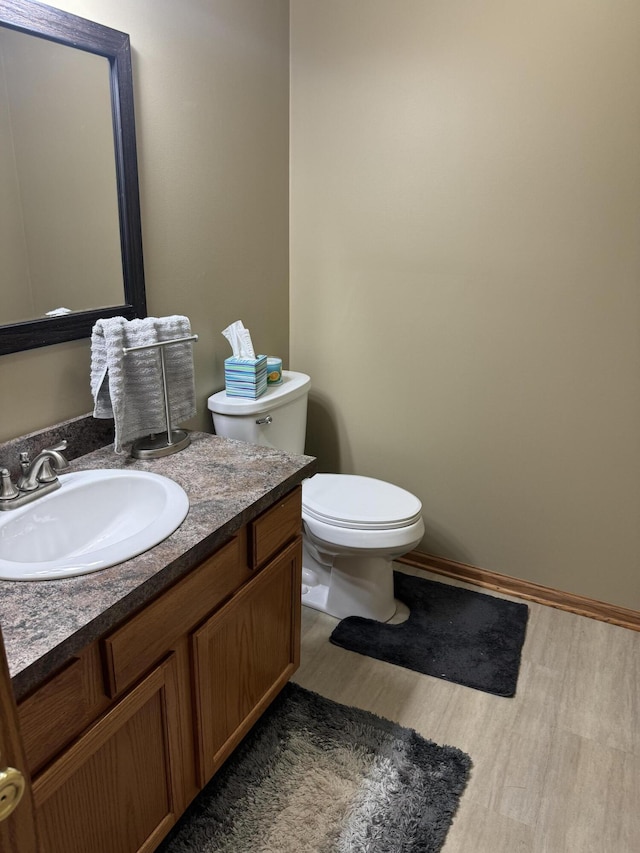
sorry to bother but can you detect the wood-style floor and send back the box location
[292,565,640,853]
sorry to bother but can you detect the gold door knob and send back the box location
[0,766,25,821]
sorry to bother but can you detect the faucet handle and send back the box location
[17,453,36,492]
[0,469,19,501]
[46,441,68,454]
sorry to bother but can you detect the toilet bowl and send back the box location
[301,473,424,620]
[207,371,425,621]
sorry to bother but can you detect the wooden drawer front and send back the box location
[249,486,301,570]
[193,536,302,785]
[18,643,110,775]
[103,535,244,697]
[33,654,182,853]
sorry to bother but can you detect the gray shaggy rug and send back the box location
[158,682,472,853]
[331,571,529,697]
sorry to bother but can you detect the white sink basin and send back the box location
[0,469,189,581]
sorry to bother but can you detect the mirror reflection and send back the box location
[0,27,124,325]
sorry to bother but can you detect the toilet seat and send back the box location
[301,473,425,569]
[302,474,422,531]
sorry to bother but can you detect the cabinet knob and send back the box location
[0,766,26,821]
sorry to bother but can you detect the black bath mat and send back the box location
[330,571,529,697]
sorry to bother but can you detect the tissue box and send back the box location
[224,355,268,398]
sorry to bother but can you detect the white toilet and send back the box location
[207,371,425,621]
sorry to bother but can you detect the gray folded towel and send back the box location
[91,315,196,452]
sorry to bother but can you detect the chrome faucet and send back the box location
[0,441,70,511]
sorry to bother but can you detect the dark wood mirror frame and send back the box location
[0,0,146,356]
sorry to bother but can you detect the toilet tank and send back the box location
[207,370,311,454]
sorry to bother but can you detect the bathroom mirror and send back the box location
[0,0,146,356]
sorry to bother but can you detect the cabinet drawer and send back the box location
[249,486,301,570]
[18,643,109,775]
[102,535,245,697]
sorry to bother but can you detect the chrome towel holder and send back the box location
[123,333,198,459]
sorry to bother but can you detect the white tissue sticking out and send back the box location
[45,307,72,316]
[222,320,256,359]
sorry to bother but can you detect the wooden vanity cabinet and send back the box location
[16,486,303,853]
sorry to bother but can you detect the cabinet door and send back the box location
[193,536,302,785]
[0,623,40,852]
[33,655,182,853]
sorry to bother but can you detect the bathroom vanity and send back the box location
[0,429,316,853]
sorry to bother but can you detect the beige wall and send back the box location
[0,0,290,441]
[290,0,640,609]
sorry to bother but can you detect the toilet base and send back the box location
[301,544,397,622]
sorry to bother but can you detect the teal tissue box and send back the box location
[224,355,268,398]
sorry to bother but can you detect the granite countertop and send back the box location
[0,431,316,701]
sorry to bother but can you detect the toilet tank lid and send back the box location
[207,370,311,416]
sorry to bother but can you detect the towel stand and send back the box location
[123,333,198,459]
